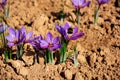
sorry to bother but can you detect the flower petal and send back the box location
[73,27,78,35]
[5,36,14,42]
[9,28,16,38]
[52,37,59,44]
[46,32,52,43]
[49,44,61,51]
[16,29,20,41]
[69,32,84,40]
[26,31,33,42]
[21,26,26,35]
[63,22,70,31]
[81,1,90,8]
[7,42,15,47]
[0,24,7,33]
[98,0,109,4]
[40,40,49,49]
[55,24,62,34]
[72,0,79,8]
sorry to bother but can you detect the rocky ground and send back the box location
[0,0,120,80]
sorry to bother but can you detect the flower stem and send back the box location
[46,49,54,64]
[17,44,23,60]
[2,32,6,47]
[76,9,80,26]
[4,3,10,18]
[33,53,39,64]
[60,42,67,63]
[60,10,64,23]
[60,0,64,23]
[94,5,100,25]
[4,50,8,63]
[73,45,78,67]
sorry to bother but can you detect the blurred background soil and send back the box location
[0,0,120,80]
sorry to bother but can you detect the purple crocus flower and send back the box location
[5,27,25,47]
[55,22,84,40]
[71,0,90,9]
[97,0,109,5]
[0,0,7,8]
[30,35,43,49]
[21,26,33,43]
[40,32,61,51]
[0,23,7,34]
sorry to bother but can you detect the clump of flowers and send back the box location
[94,0,109,25]
[30,35,43,63]
[5,26,33,60]
[30,32,61,64]
[71,0,90,25]
[55,22,84,64]
[40,32,61,63]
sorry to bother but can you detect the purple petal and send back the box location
[21,32,26,42]
[81,1,90,8]
[39,35,43,40]
[79,0,86,5]
[40,40,49,49]
[63,22,70,31]
[16,29,20,41]
[9,28,16,38]
[52,37,59,44]
[26,32,33,40]
[72,0,79,8]
[69,32,84,40]
[0,0,7,8]
[46,32,52,43]
[7,42,15,47]
[49,44,61,51]
[98,0,109,4]
[73,27,78,35]
[5,36,14,42]
[21,26,26,35]
[55,24,62,34]
[0,24,7,33]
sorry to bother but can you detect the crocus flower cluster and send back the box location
[0,0,7,8]
[55,22,84,63]
[5,26,33,47]
[30,32,61,63]
[5,26,33,59]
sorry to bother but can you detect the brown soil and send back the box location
[0,0,120,80]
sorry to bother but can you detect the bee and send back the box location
[67,28,73,34]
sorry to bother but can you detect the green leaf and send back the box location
[4,50,9,63]
[60,42,67,63]
[5,4,10,18]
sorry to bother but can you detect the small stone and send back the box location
[19,67,28,76]
[90,53,97,67]
[22,53,34,66]
[64,70,72,80]
[69,12,76,22]
[8,60,25,69]
[78,54,87,64]
[33,14,48,31]
[97,17,104,24]
[74,72,84,80]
